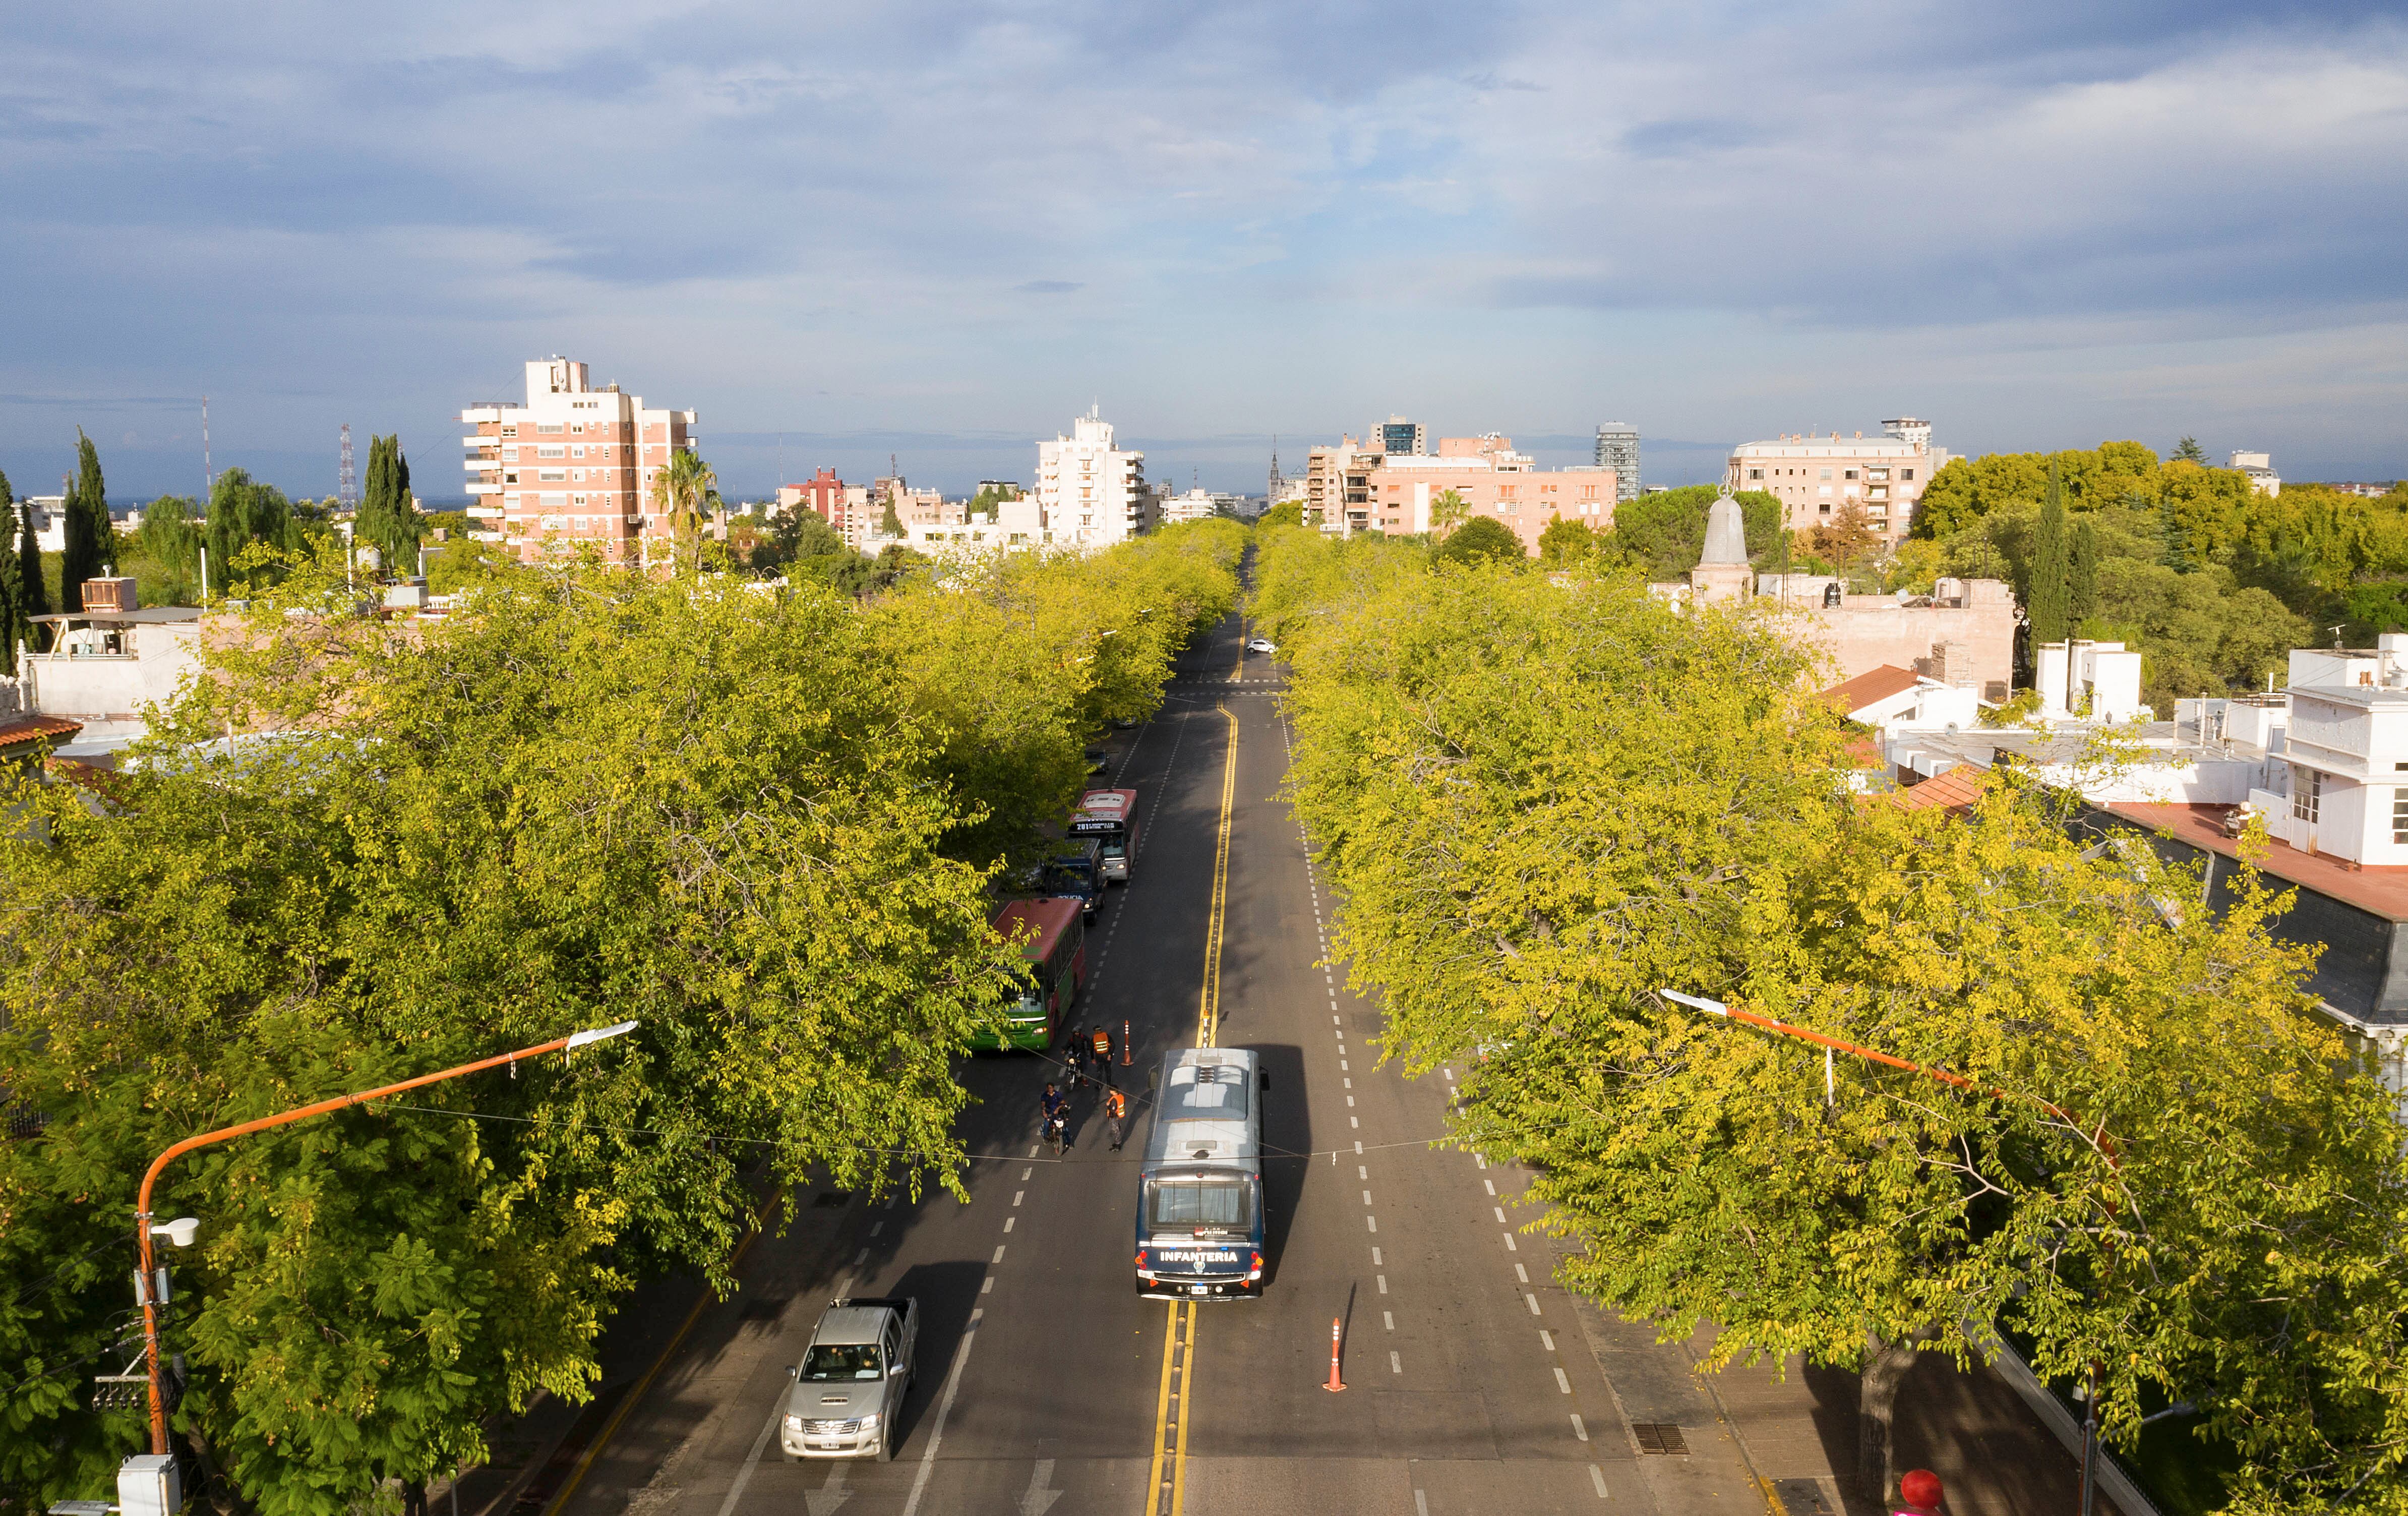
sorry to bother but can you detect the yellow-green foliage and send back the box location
[1258,526,2408,1514]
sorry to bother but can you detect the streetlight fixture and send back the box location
[1662,986,2121,1516]
[126,1020,639,1470]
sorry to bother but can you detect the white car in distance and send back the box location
[1246,637,1276,655]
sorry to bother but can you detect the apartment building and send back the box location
[1341,434,1616,554]
[1035,407,1155,549]
[1594,423,1640,503]
[1725,418,1947,543]
[1373,416,1425,456]
[460,358,696,565]
[2229,450,2282,497]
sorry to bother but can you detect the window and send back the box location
[2392,791,2407,844]
[571,445,585,458]
[1902,469,1915,481]
[502,447,518,462]
[1819,502,1832,514]
[537,445,566,458]
[1868,468,1889,481]
[539,470,567,482]
[1820,467,1833,480]
[537,423,564,435]
[1748,469,1762,480]
[1845,469,1857,480]
[2293,766,2322,823]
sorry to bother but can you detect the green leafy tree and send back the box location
[1537,512,1598,566]
[1257,500,1305,530]
[2026,463,2070,644]
[203,469,305,595]
[2068,516,2099,630]
[62,429,110,611]
[355,433,424,579]
[645,449,720,575]
[1610,485,1784,578]
[0,470,21,670]
[1254,530,2408,1511]
[0,550,1034,1512]
[2173,435,2207,463]
[1430,513,1523,567]
[19,488,49,623]
[1428,488,1470,536]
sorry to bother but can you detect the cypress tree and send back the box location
[19,481,48,625]
[358,434,392,574]
[62,429,110,612]
[355,434,423,577]
[2068,517,2099,633]
[0,469,19,673]
[2027,459,2070,645]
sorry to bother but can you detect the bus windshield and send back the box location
[1009,968,1045,1017]
[802,1343,883,1380]
[1147,1178,1254,1233]
[1044,856,1097,891]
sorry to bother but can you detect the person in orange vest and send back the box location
[1104,1084,1130,1150]
[1091,1024,1116,1086]
[1894,1469,1944,1515]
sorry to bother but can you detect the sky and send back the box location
[3,0,2404,504]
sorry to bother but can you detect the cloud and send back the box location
[0,0,2402,495]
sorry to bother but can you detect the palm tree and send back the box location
[648,448,720,575]
[1429,488,1470,537]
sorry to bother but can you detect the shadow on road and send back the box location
[885,1259,989,1446]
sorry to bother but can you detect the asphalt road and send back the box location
[555,609,1684,1516]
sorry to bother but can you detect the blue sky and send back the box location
[3,0,2403,502]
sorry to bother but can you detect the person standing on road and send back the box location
[1090,1025,1115,1086]
[1104,1085,1129,1150]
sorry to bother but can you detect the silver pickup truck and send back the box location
[780,1297,919,1462]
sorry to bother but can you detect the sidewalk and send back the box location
[1564,1276,2131,1516]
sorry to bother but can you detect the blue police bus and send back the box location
[1134,1047,1267,1300]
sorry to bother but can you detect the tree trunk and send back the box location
[402,1479,428,1516]
[1857,1327,1933,1505]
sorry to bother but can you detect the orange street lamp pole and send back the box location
[131,1020,638,1454]
[1657,989,2111,1162]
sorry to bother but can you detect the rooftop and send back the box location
[30,606,202,625]
[1822,664,1920,716]
[2105,801,2408,922]
[1896,766,1985,814]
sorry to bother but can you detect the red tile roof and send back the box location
[1895,765,1986,814]
[0,713,82,749]
[1821,664,1921,719]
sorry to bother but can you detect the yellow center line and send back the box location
[1145,695,1238,1516]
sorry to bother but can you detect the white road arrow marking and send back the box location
[1018,1457,1064,1516]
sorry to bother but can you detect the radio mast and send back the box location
[339,424,357,508]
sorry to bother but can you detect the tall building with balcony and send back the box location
[1034,407,1154,548]
[1594,423,1640,503]
[460,358,696,565]
[1725,418,1949,544]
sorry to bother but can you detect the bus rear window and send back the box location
[1148,1179,1253,1231]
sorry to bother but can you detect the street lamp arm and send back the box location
[1657,988,2103,1158]
[132,1020,637,1455]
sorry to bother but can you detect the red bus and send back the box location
[976,897,1086,1051]
[1070,787,1140,885]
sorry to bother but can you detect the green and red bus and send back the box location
[974,896,1087,1051]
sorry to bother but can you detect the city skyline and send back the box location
[5,1,2404,500]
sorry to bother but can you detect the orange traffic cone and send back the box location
[1323,1316,1347,1392]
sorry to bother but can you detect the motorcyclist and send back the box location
[1041,1082,1070,1152]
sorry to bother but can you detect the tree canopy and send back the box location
[1431,513,1524,566]
[1251,520,2408,1512]
[1610,485,1783,578]
[0,521,1243,1513]
[354,433,423,578]
[62,430,110,612]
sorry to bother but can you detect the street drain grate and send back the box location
[813,1191,852,1208]
[1631,1424,1688,1455]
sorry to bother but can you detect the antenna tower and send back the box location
[201,395,213,497]
[339,423,357,509]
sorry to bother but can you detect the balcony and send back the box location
[466,505,505,518]
[466,483,504,497]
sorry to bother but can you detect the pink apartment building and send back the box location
[461,358,697,566]
[1342,434,1615,554]
[1724,418,1949,544]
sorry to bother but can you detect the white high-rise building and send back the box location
[1594,423,1640,504]
[1035,407,1154,548]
